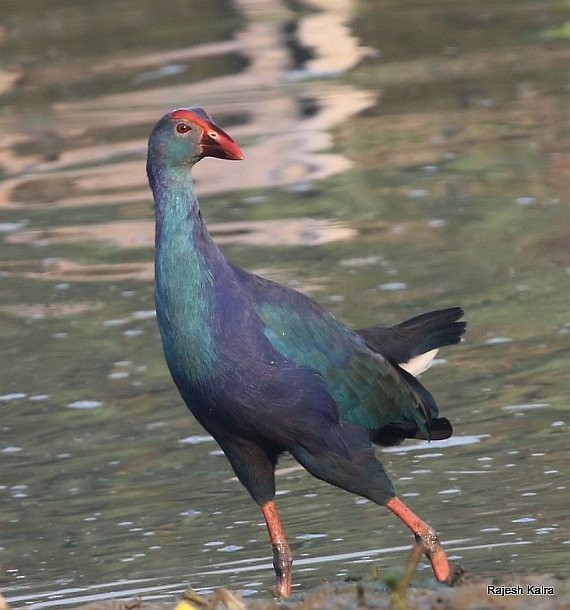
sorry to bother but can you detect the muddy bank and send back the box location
[36,574,569,610]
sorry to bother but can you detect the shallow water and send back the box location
[1,0,569,607]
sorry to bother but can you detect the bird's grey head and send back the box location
[147,106,243,172]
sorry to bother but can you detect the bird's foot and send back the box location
[262,501,293,598]
[272,542,293,597]
[414,527,450,583]
[386,496,451,584]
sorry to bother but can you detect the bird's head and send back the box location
[147,106,243,170]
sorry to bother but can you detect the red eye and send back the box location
[176,122,190,134]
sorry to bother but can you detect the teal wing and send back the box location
[255,294,435,439]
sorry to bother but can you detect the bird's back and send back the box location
[218,266,442,443]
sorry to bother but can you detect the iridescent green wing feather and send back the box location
[256,298,432,437]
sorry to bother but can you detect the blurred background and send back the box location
[0,0,569,606]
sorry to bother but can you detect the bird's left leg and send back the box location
[386,496,449,582]
[292,432,450,583]
[261,500,292,598]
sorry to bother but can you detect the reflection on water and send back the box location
[0,0,372,212]
[4,218,355,281]
[1,0,570,607]
[7,218,356,249]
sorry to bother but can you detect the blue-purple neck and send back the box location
[150,164,224,266]
[150,162,224,382]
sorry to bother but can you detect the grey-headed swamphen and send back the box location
[147,107,466,596]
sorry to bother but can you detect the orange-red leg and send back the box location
[261,500,293,597]
[386,496,450,583]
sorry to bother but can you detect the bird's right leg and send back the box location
[215,438,291,596]
[261,500,293,598]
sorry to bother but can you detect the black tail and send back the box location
[371,364,453,447]
[356,307,466,366]
[373,417,453,446]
